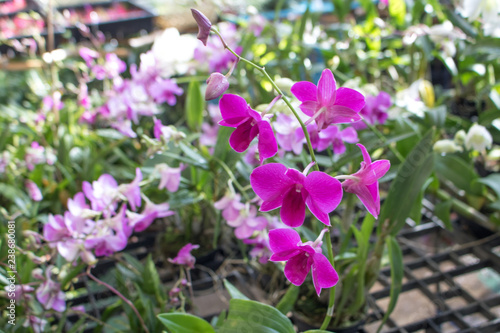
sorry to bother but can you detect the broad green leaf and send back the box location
[142,254,164,302]
[379,129,435,235]
[434,200,453,230]
[303,330,333,333]
[157,313,215,333]
[389,0,406,26]
[276,284,300,315]
[476,174,500,199]
[377,236,403,333]
[424,105,447,128]
[434,154,482,195]
[218,299,295,333]
[186,80,204,131]
[223,279,249,300]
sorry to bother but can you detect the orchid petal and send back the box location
[298,100,320,117]
[363,160,391,185]
[357,143,372,165]
[291,81,318,102]
[281,188,306,227]
[229,119,258,152]
[257,120,278,162]
[250,163,294,205]
[304,171,343,215]
[335,87,365,112]
[317,69,337,106]
[351,183,380,219]
[219,94,251,122]
[268,228,302,261]
[325,105,362,124]
[311,253,339,296]
[284,253,311,286]
[340,127,359,143]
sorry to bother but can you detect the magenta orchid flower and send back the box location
[291,69,365,130]
[82,173,120,216]
[219,94,277,163]
[227,205,268,239]
[269,228,338,295]
[250,163,342,227]
[156,163,183,192]
[341,144,390,219]
[169,243,199,269]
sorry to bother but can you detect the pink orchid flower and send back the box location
[219,94,278,163]
[250,163,342,227]
[269,228,338,295]
[341,144,390,219]
[169,243,199,269]
[291,69,365,130]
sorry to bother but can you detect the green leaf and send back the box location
[476,174,500,199]
[389,0,406,26]
[186,80,204,131]
[443,8,477,38]
[434,200,453,230]
[60,263,86,289]
[276,284,300,315]
[142,254,164,303]
[379,129,435,235]
[157,313,215,333]
[223,279,249,300]
[218,299,295,333]
[377,236,403,333]
[303,330,333,333]
[434,154,482,195]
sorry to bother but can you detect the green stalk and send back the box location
[210,28,319,171]
[319,228,336,330]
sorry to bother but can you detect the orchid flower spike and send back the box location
[191,9,212,46]
[250,163,342,227]
[268,228,339,296]
[219,94,277,163]
[341,144,390,219]
[291,69,365,130]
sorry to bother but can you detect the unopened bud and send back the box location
[433,139,463,154]
[205,72,229,100]
[418,80,435,108]
[191,8,212,46]
[454,130,466,146]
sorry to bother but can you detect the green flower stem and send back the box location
[210,28,319,172]
[320,228,336,330]
[213,157,250,202]
[87,268,150,333]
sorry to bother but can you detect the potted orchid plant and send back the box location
[157,8,438,333]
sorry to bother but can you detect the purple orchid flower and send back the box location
[155,163,183,192]
[250,163,343,227]
[191,8,212,46]
[26,180,42,201]
[36,267,66,312]
[353,91,392,130]
[82,173,120,216]
[219,94,277,163]
[315,125,359,154]
[341,144,390,219]
[291,69,365,130]
[148,78,184,105]
[169,243,200,269]
[227,205,268,239]
[214,191,245,222]
[118,168,142,211]
[269,228,339,295]
[127,197,174,232]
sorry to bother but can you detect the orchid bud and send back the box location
[205,72,229,100]
[418,80,435,108]
[465,124,493,151]
[191,8,212,46]
[433,139,463,154]
[454,129,466,146]
[25,180,42,202]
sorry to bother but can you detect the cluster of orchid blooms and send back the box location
[192,9,391,295]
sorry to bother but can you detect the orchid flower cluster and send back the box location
[192,9,391,297]
[43,168,174,266]
[78,45,184,138]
